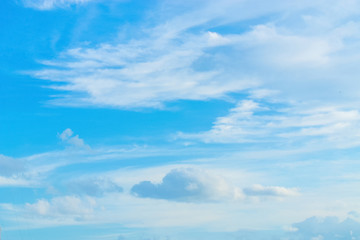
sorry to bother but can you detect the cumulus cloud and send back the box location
[22,0,94,10]
[67,177,123,196]
[58,128,88,148]
[131,168,240,202]
[131,168,298,202]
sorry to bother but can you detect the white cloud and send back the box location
[23,0,94,10]
[131,168,241,202]
[130,167,298,202]
[28,0,360,111]
[178,99,360,149]
[58,128,88,148]
[33,31,255,108]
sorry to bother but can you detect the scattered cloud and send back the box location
[7,0,360,236]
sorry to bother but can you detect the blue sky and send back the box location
[2,0,360,239]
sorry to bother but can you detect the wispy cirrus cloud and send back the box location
[178,98,360,149]
[33,31,255,109]
[29,0,360,111]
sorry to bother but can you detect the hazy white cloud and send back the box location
[0,176,30,187]
[22,0,94,10]
[26,195,97,220]
[243,184,299,197]
[0,154,26,177]
[67,177,123,196]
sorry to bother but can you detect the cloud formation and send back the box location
[131,168,298,202]
[131,168,239,202]
[59,128,88,148]
[33,31,253,108]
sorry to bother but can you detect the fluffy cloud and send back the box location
[67,177,123,196]
[58,128,88,148]
[22,0,94,10]
[131,168,240,202]
[131,168,298,202]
